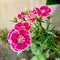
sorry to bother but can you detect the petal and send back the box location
[40,5,52,17]
[14,22,23,30]
[10,43,28,52]
[7,29,15,43]
[17,14,21,19]
[23,22,31,30]
[16,43,27,50]
[17,12,25,19]
[19,29,29,35]
[34,7,41,16]
[8,29,14,39]
[10,30,19,43]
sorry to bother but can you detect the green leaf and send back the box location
[25,10,29,15]
[17,51,22,55]
[39,55,46,60]
[35,50,40,55]
[30,43,41,55]
[46,0,60,5]
[30,43,46,59]
[11,17,18,23]
[31,55,46,60]
[25,47,30,51]
[0,28,8,42]
[46,20,50,30]
[50,25,56,31]
[30,43,37,55]
[31,56,39,60]
[39,44,45,53]
[43,50,49,58]
[46,31,57,37]
[31,31,36,38]
[55,57,60,60]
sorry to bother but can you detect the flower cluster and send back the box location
[17,5,52,23]
[8,5,52,53]
[8,22,31,52]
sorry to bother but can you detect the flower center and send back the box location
[41,10,45,13]
[20,26,26,29]
[17,35,25,44]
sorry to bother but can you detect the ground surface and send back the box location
[0,41,32,60]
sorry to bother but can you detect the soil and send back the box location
[0,40,33,60]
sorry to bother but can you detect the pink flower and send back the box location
[34,5,52,17]
[40,5,52,17]
[33,7,41,17]
[28,10,36,17]
[25,15,36,23]
[14,22,31,31]
[8,29,31,52]
[17,12,25,19]
[25,10,36,23]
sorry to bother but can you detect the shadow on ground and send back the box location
[0,41,33,60]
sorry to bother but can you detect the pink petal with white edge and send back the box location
[14,22,31,31]
[8,29,31,52]
[40,5,52,17]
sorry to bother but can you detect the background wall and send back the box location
[51,5,60,31]
[0,0,60,31]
